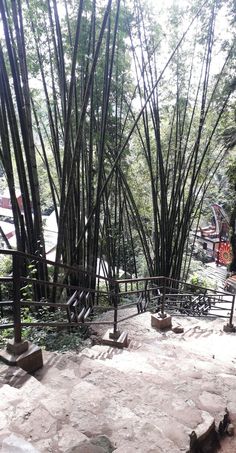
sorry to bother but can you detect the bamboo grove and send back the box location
[0,0,235,289]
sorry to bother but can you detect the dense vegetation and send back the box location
[0,0,235,288]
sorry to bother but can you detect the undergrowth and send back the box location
[0,306,90,352]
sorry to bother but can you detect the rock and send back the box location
[0,384,20,403]
[41,392,71,418]
[11,406,57,441]
[172,326,184,334]
[33,438,55,453]
[195,411,215,442]
[58,427,88,451]
[219,374,236,389]
[162,421,190,449]
[198,391,225,412]
[190,412,220,453]
[1,434,40,453]
[170,405,201,429]
[217,408,230,436]
[227,402,236,415]
[0,413,8,431]
[66,444,106,453]
[91,435,114,452]
[227,423,234,436]
[113,441,164,453]
[0,431,11,451]
[91,335,102,345]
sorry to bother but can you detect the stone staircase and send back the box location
[206,263,227,289]
[0,313,236,452]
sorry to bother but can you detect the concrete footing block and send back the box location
[6,339,29,355]
[0,341,43,373]
[223,324,236,333]
[102,329,129,348]
[151,313,172,330]
[109,330,121,340]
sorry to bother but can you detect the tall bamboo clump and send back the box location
[0,0,142,290]
[127,0,235,280]
[0,0,234,290]
[0,0,45,256]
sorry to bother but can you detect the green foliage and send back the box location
[189,273,206,287]
[97,294,111,307]
[21,307,34,324]
[226,151,236,190]
[0,256,12,276]
[187,256,218,290]
[0,325,86,352]
[0,256,13,300]
[188,271,216,291]
[0,327,12,344]
[20,262,37,301]
[0,304,87,352]
[23,328,85,352]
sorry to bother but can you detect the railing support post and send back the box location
[223,293,235,333]
[1,251,43,371]
[113,282,119,337]
[12,253,22,343]
[229,294,235,326]
[101,280,129,347]
[161,277,166,318]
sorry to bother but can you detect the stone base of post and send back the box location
[102,328,129,348]
[0,340,43,373]
[223,323,236,333]
[151,313,172,330]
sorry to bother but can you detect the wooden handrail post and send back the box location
[12,253,22,343]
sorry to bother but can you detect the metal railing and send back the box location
[0,249,235,346]
[113,275,235,329]
[0,249,117,343]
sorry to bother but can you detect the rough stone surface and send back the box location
[1,311,236,452]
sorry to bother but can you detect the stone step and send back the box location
[1,313,236,452]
